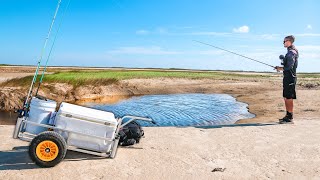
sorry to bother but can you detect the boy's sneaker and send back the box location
[279,116,294,124]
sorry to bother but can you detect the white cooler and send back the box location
[55,102,118,153]
[26,97,57,135]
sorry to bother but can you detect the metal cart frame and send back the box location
[13,115,153,158]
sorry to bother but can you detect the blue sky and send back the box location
[1,0,319,72]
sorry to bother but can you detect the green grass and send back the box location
[2,70,319,88]
[42,70,272,83]
[297,73,320,78]
[1,74,118,87]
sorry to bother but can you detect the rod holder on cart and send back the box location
[13,117,24,139]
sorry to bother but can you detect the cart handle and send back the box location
[120,115,155,128]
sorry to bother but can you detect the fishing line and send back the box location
[194,40,276,69]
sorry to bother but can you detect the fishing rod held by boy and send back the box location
[193,40,276,69]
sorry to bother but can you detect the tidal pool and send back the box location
[88,93,255,127]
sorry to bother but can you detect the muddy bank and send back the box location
[1,77,320,125]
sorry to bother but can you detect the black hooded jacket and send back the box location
[283,45,299,78]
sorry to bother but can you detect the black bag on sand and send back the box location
[119,121,144,146]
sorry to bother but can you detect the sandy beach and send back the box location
[1,119,320,179]
[0,66,320,179]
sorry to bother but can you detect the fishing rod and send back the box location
[193,40,276,69]
[35,0,122,96]
[24,0,62,109]
[35,0,71,96]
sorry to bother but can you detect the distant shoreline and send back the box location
[1,64,319,74]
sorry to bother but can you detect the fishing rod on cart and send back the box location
[35,0,71,96]
[19,0,70,117]
[24,0,62,111]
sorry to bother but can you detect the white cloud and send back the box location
[295,33,320,37]
[190,50,225,55]
[295,45,320,59]
[177,26,194,29]
[233,25,250,33]
[155,27,168,34]
[297,45,320,51]
[186,31,231,36]
[135,27,168,35]
[260,34,280,40]
[106,46,181,55]
[307,24,313,30]
[136,30,150,35]
[106,47,240,56]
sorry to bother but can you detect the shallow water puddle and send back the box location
[0,111,18,125]
[88,93,255,127]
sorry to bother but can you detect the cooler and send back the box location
[54,102,118,152]
[25,97,57,134]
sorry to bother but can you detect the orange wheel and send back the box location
[36,140,59,162]
[29,131,67,167]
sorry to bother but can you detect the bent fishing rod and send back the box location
[193,40,276,69]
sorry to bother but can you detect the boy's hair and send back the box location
[285,35,295,43]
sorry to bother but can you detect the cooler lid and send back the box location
[58,102,117,125]
[31,97,57,108]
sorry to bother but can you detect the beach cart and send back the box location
[13,96,153,167]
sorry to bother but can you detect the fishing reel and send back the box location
[279,55,285,65]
